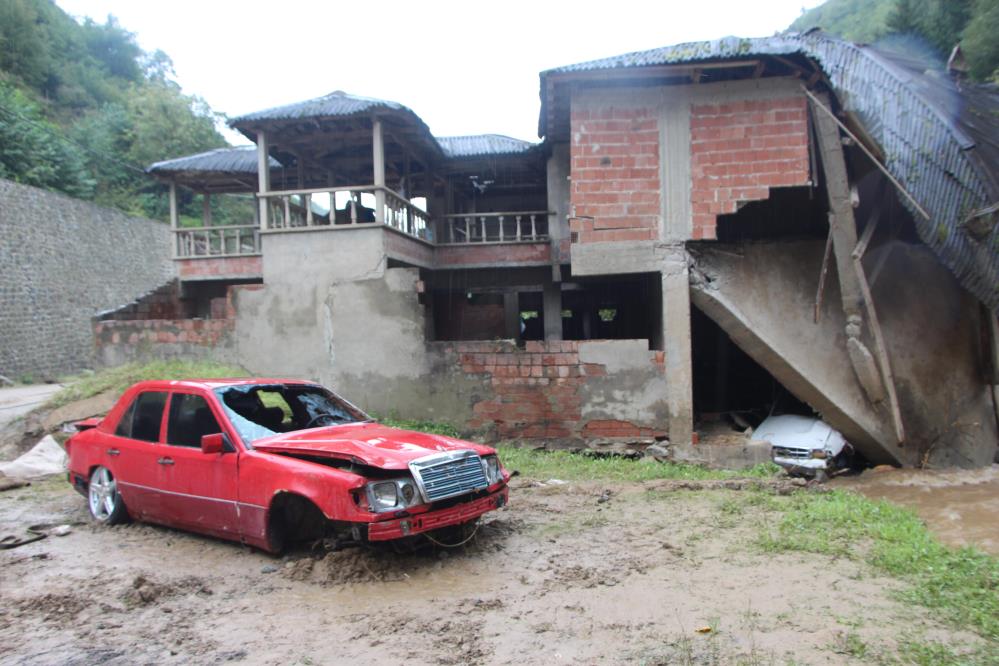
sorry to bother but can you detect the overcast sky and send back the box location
[56,0,824,144]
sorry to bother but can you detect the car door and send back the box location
[107,390,169,521]
[157,391,240,539]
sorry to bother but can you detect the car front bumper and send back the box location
[366,485,509,541]
[772,455,831,472]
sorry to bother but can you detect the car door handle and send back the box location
[106,448,120,456]
[157,457,174,466]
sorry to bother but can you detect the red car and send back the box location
[66,379,510,552]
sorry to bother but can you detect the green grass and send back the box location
[376,417,461,438]
[47,360,248,408]
[758,490,999,643]
[494,446,782,482]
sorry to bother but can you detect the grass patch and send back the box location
[47,361,248,408]
[758,490,999,642]
[376,417,461,438]
[494,446,781,482]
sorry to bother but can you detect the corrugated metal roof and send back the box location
[147,147,279,174]
[229,90,410,124]
[436,134,537,157]
[540,31,999,312]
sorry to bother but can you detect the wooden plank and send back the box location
[854,257,906,444]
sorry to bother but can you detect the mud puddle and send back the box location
[1,475,990,664]
[832,465,999,555]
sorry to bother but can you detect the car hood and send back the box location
[252,422,495,470]
[751,414,846,453]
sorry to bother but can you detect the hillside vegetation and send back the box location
[790,0,999,81]
[0,0,228,219]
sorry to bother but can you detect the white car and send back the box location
[751,415,852,481]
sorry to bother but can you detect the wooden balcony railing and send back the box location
[439,212,551,244]
[259,185,431,241]
[174,225,260,258]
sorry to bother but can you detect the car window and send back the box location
[114,399,137,438]
[215,384,368,446]
[167,393,222,448]
[116,391,167,442]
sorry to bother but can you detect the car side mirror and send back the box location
[201,433,228,454]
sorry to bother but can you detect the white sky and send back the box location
[56,0,824,145]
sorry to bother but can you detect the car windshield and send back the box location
[214,384,369,446]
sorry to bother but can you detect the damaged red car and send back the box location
[66,379,510,552]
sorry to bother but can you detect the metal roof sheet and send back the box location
[147,147,279,174]
[540,31,999,311]
[229,90,410,124]
[436,134,537,157]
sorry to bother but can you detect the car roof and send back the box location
[128,378,317,392]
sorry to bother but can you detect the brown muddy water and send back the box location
[832,465,999,555]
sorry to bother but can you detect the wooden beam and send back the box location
[813,93,905,444]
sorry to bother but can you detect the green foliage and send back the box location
[790,0,897,43]
[758,490,999,641]
[0,81,94,197]
[791,0,998,82]
[0,0,228,218]
[962,0,999,81]
[48,360,248,408]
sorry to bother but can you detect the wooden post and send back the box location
[168,181,178,258]
[812,94,905,444]
[256,130,270,230]
[372,118,386,224]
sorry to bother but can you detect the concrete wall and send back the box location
[690,240,997,467]
[0,178,173,380]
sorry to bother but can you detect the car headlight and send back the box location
[366,478,422,513]
[811,449,828,459]
[481,455,502,484]
[369,481,399,510]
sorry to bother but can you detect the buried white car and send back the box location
[751,415,852,481]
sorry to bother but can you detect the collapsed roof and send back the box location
[539,31,999,311]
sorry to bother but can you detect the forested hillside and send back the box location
[790,0,999,82]
[0,0,227,219]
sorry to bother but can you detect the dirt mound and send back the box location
[348,614,490,665]
[122,574,212,606]
[12,592,89,624]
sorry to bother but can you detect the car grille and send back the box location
[410,452,488,502]
[772,447,811,460]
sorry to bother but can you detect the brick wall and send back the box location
[0,178,173,380]
[569,103,661,243]
[444,340,667,442]
[92,285,261,367]
[176,255,262,280]
[690,96,810,240]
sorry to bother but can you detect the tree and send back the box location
[0,82,94,198]
[962,0,999,81]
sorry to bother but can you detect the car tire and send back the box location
[88,466,128,525]
[814,469,829,484]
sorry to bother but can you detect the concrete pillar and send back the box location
[662,255,693,446]
[543,281,563,341]
[256,130,270,230]
[372,118,386,224]
[503,292,520,342]
[546,142,571,281]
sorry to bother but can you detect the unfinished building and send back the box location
[97,31,999,467]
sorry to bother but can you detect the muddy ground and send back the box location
[2,473,990,665]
